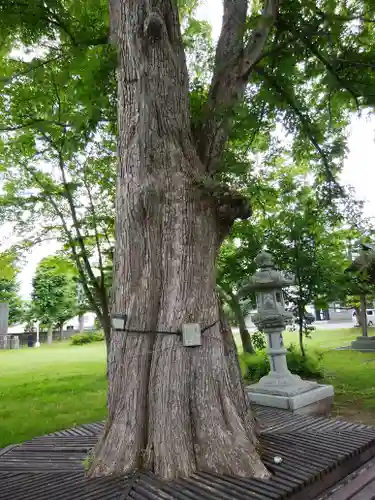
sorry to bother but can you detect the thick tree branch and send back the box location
[55,151,102,297]
[36,123,107,321]
[82,164,109,317]
[298,34,360,110]
[217,283,233,304]
[18,159,102,321]
[195,0,279,172]
[316,9,375,24]
[241,0,280,78]
[0,54,66,85]
[0,119,67,132]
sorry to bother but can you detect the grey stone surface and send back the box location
[246,384,334,416]
[246,371,318,397]
[0,302,9,337]
[0,334,10,349]
[293,395,333,417]
[351,336,375,351]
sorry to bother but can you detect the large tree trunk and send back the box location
[88,0,268,481]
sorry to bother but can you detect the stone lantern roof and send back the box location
[244,251,294,292]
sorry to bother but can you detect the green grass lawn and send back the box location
[323,349,375,425]
[233,326,363,351]
[0,342,107,448]
[1,328,375,448]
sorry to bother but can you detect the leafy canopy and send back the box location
[30,255,78,326]
[1,0,375,326]
[0,251,23,325]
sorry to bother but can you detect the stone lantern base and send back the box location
[246,373,334,417]
[351,336,375,352]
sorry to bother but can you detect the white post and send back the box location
[35,321,40,348]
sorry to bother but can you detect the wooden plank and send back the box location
[351,479,375,500]
[1,407,375,500]
[322,464,375,499]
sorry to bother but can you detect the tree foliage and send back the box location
[30,255,78,329]
[217,158,363,353]
[0,0,374,326]
[0,251,23,325]
[0,250,18,281]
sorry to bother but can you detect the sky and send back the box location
[1,0,375,298]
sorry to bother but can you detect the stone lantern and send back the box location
[245,251,334,416]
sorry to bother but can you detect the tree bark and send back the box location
[88,0,268,481]
[231,294,254,354]
[323,309,330,320]
[47,324,53,345]
[355,306,361,326]
[59,323,64,341]
[314,306,321,321]
[298,320,305,357]
[101,311,111,355]
[297,305,306,357]
[360,294,368,337]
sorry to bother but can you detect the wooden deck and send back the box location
[1,406,375,499]
[315,459,375,499]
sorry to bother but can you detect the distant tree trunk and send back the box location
[59,323,64,340]
[314,306,321,321]
[88,0,268,481]
[100,310,111,354]
[360,294,368,337]
[355,305,361,325]
[298,305,306,357]
[47,324,53,345]
[231,295,254,354]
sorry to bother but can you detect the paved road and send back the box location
[314,321,354,330]
[233,321,356,334]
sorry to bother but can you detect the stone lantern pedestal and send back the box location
[243,252,334,416]
[351,336,375,352]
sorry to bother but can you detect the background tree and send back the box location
[263,176,351,355]
[0,8,116,347]
[0,136,116,346]
[0,251,24,325]
[31,255,78,342]
[0,251,18,281]
[345,243,375,336]
[216,223,261,354]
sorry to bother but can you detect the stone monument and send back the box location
[0,302,10,349]
[245,251,334,416]
[10,336,20,349]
